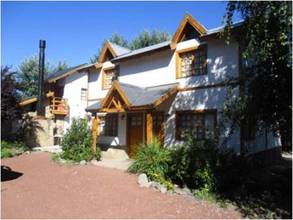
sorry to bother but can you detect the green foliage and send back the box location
[1,66,21,140]
[60,118,99,162]
[129,30,171,50]
[224,1,292,150]
[17,56,68,99]
[128,138,173,188]
[1,140,28,158]
[167,137,219,191]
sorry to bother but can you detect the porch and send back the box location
[87,81,178,157]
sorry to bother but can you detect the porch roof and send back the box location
[85,81,179,112]
[119,82,178,106]
[86,100,102,112]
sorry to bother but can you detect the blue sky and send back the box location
[2,1,233,69]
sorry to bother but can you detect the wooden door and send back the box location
[153,112,165,145]
[128,113,143,157]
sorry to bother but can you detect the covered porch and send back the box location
[87,81,178,157]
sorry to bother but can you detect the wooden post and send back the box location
[92,115,99,155]
[146,112,153,144]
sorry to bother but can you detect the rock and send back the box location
[80,160,87,165]
[90,159,99,166]
[25,151,30,154]
[137,173,149,187]
[182,187,193,196]
[160,186,167,194]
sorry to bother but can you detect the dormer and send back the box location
[171,14,207,49]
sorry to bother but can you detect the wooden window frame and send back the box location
[175,109,217,141]
[176,45,207,79]
[102,66,118,90]
[104,114,118,136]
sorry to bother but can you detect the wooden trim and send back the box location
[19,97,38,106]
[176,45,208,79]
[171,14,207,48]
[47,66,86,83]
[101,81,131,109]
[98,41,117,63]
[176,52,181,79]
[153,86,178,107]
[176,46,198,54]
[146,112,153,144]
[179,81,239,92]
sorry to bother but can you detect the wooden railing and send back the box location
[51,97,69,115]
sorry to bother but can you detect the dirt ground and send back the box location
[1,152,241,219]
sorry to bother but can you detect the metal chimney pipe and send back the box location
[37,40,46,116]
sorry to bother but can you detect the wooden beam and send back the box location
[91,116,99,155]
[146,112,153,144]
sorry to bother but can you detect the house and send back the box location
[20,14,281,156]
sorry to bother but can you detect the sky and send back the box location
[1,1,234,69]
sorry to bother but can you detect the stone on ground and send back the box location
[138,173,149,187]
[101,148,129,160]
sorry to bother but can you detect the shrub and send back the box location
[167,137,219,191]
[1,140,28,158]
[61,118,100,162]
[128,138,173,188]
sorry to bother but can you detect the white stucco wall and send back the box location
[176,39,239,88]
[63,71,88,130]
[164,86,241,153]
[118,49,176,87]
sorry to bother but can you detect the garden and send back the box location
[128,137,292,219]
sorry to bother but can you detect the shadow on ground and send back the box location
[218,154,292,219]
[1,166,23,182]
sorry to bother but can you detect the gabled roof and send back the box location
[108,42,131,56]
[86,81,178,112]
[98,41,130,63]
[45,63,87,83]
[171,14,207,48]
[112,41,171,62]
[203,20,244,36]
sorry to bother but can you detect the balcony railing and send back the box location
[51,97,69,115]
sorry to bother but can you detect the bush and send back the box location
[1,140,28,158]
[128,138,173,188]
[167,137,219,191]
[60,118,100,162]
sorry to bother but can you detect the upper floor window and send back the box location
[103,68,118,90]
[176,45,207,78]
[176,110,216,141]
[81,88,87,101]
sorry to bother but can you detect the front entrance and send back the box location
[127,113,144,157]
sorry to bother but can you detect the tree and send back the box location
[224,1,292,151]
[17,56,68,99]
[1,66,21,140]
[90,33,128,63]
[129,30,170,50]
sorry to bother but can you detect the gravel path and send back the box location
[1,152,241,219]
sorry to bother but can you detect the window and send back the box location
[176,110,216,140]
[177,46,207,78]
[105,114,118,136]
[81,88,87,101]
[103,68,117,89]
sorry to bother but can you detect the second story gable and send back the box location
[86,14,241,101]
